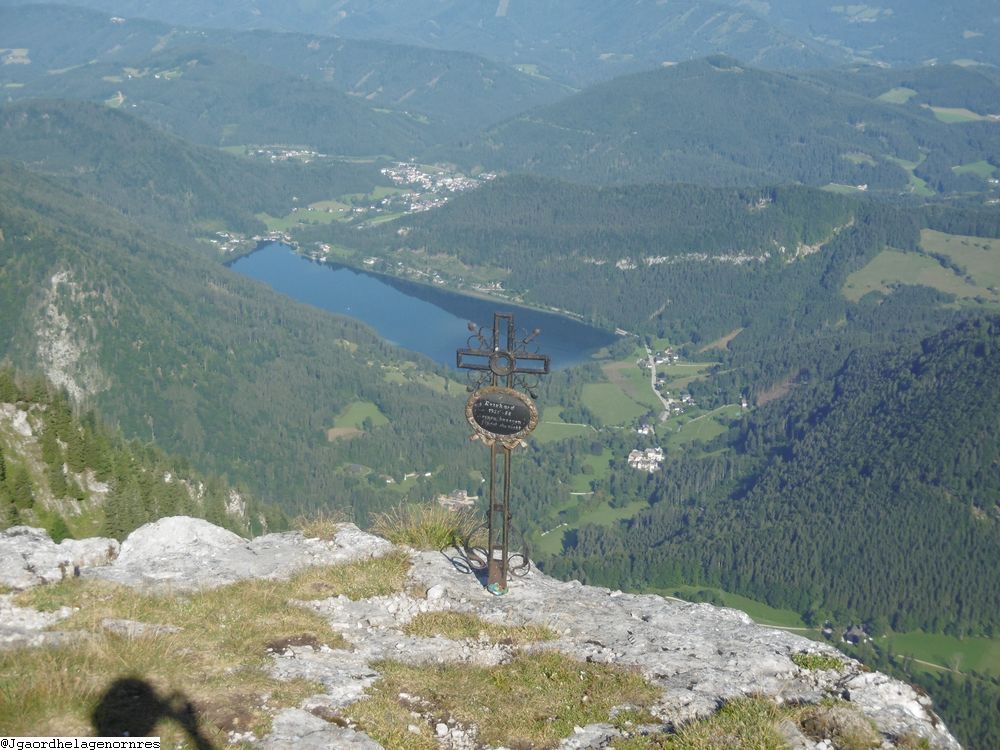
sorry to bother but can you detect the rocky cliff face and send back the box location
[0,517,961,749]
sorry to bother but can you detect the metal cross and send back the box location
[456,312,550,595]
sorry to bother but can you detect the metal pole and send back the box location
[487,442,507,594]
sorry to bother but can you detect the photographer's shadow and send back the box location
[92,676,215,749]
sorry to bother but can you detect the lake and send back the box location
[229,243,617,369]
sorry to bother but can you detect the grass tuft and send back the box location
[402,611,556,644]
[347,651,660,749]
[371,502,484,550]
[797,702,880,750]
[293,508,352,540]
[790,652,845,671]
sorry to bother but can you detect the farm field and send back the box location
[666,404,742,448]
[920,229,1000,294]
[924,105,985,123]
[581,382,649,426]
[876,87,917,104]
[326,400,389,441]
[888,632,1000,677]
[600,347,662,413]
[533,406,595,444]
[951,160,997,179]
[842,249,988,302]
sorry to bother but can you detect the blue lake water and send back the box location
[229,243,616,369]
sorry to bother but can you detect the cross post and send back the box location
[457,312,550,594]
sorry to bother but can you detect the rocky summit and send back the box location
[0,517,961,749]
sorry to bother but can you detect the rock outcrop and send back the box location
[0,517,962,749]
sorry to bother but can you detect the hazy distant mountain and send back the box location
[0,42,430,157]
[451,56,1000,196]
[753,0,1000,68]
[0,0,845,85]
[0,4,570,137]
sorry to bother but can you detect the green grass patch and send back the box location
[885,155,935,197]
[600,345,662,413]
[382,363,459,397]
[570,448,614,493]
[577,499,647,527]
[823,183,870,195]
[581,382,648,426]
[920,229,1000,292]
[876,86,917,104]
[951,160,997,179]
[534,406,595,444]
[667,405,740,448]
[925,105,984,123]
[791,652,845,671]
[332,400,389,430]
[843,248,996,303]
[346,651,660,750]
[888,631,1000,676]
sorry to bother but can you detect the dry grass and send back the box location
[293,508,353,540]
[403,611,556,644]
[797,702,880,750]
[346,651,660,749]
[371,502,485,550]
[2,552,412,744]
[601,697,885,750]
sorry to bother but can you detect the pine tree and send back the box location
[0,368,17,403]
[10,465,34,509]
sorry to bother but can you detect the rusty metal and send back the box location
[456,312,549,595]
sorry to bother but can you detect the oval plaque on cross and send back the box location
[466,386,538,446]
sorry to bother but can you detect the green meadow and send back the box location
[888,632,1000,676]
[843,249,985,302]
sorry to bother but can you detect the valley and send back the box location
[1,1,999,746]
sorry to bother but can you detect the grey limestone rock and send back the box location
[0,518,963,749]
[0,525,119,589]
[86,516,394,590]
[257,708,382,750]
[0,592,78,649]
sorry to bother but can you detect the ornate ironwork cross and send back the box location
[457,312,550,595]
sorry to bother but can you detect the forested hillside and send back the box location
[449,56,1000,197]
[0,163,492,519]
[0,99,385,238]
[547,316,1000,636]
[0,368,276,541]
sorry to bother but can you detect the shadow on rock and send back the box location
[92,676,216,749]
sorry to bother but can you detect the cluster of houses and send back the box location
[627,446,665,473]
[436,489,476,511]
[660,391,695,415]
[250,147,326,164]
[208,230,292,255]
[379,162,496,213]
